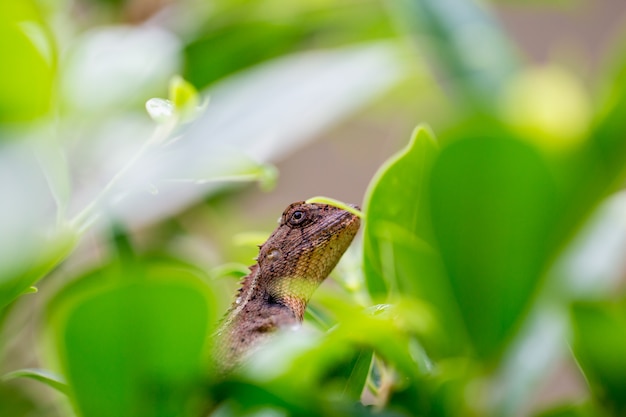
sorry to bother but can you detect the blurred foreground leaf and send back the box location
[0,227,78,311]
[429,132,558,361]
[571,300,626,415]
[534,403,597,417]
[591,39,626,189]
[48,258,215,417]
[0,0,55,125]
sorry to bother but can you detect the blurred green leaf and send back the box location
[429,132,558,361]
[340,348,373,402]
[388,357,474,417]
[399,0,518,109]
[169,75,198,111]
[183,5,394,90]
[571,300,626,415]
[591,38,626,189]
[231,295,429,415]
[0,0,55,125]
[48,258,215,417]
[0,382,39,417]
[167,75,204,122]
[0,226,78,311]
[184,20,306,89]
[2,368,69,395]
[533,403,600,417]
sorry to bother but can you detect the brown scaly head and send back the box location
[213,201,360,372]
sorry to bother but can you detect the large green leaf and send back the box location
[429,134,557,361]
[49,259,215,417]
[571,301,626,415]
[363,125,439,298]
[363,125,467,357]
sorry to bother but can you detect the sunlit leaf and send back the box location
[169,75,199,117]
[363,125,439,299]
[0,0,55,125]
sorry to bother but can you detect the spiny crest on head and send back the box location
[235,264,258,300]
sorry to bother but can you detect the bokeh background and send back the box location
[1,0,625,416]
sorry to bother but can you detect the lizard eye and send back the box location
[289,210,306,225]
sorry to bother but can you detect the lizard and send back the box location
[212,200,361,373]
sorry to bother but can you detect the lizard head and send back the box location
[257,201,361,318]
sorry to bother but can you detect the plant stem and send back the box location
[70,119,177,233]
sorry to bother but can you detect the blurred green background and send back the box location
[1,0,625,416]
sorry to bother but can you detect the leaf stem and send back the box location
[305,196,364,218]
[70,118,177,233]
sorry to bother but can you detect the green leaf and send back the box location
[591,39,626,190]
[0,0,55,125]
[363,125,467,357]
[363,125,439,299]
[571,300,626,415]
[2,368,69,395]
[0,226,78,311]
[340,348,373,401]
[429,133,557,361]
[48,259,215,417]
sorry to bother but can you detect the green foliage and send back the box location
[47,255,215,417]
[1,0,625,416]
[0,227,78,311]
[0,0,55,125]
[429,132,557,361]
[571,301,626,415]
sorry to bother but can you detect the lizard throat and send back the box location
[267,276,318,321]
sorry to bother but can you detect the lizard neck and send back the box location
[220,265,312,332]
[226,268,312,325]
[266,276,318,321]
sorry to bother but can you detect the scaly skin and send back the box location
[213,201,360,372]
